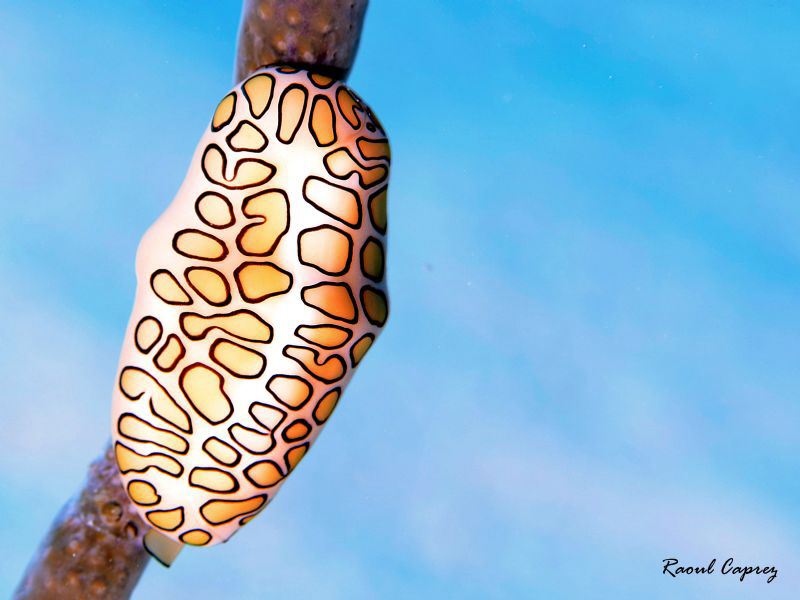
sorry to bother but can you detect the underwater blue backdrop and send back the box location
[1,1,799,598]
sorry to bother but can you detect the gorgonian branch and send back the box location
[13,2,368,598]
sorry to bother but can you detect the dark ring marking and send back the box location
[178,362,233,426]
[302,176,362,229]
[117,412,189,455]
[282,345,347,384]
[235,188,291,258]
[322,146,388,189]
[297,224,354,277]
[249,400,288,430]
[184,266,232,307]
[179,309,273,344]
[199,494,267,526]
[300,281,359,324]
[307,72,336,89]
[114,441,185,478]
[228,423,276,455]
[349,332,376,368]
[153,334,186,373]
[359,236,385,282]
[126,479,161,506]
[243,459,286,489]
[312,387,342,426]
[309,95,337,148]
[368,186,388,235]
[209,338,267,379]
[336,86,364,129]
[194,191,235,229]
[242,72,275,119]
[264,374,312,410]
[180,529,212,546]
[234,261,293,303]
[134,316,163,354]
[202,436,242,467]
[172,228,229,262]
[200,143,276,190]
[281,418,312,443]
[283,442,310,473]
[360,285,389,327]
[150,269,192,306]
[211,93,236,132]
[118,366,193,434]
[226,120,269,153]
[276,83,309,145]
[189,467,241,494]
[293,323,353,349]
[145,506,184,532]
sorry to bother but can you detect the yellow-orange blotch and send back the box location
[336,87,362,128]
[153,334,185,372]
[185,267,230,306]
[146,506,184,531]
[180,529,212,546]
[212,93,235,130]
[303,177,360,227]
[134,317,162,353]
[244,460,284,488]
[230,424,274,454]
[283,419,311,441]
[277,85,308,143]
[357,137,390,161]
[295,325,352,349]
[243,73,274,118]
[309,95,336,146]
[210,339,265,378]
[250,402,287,431]
[118,367,191,433]
[196,192,234,228]
[324,148,386,187]
[284,346,346,383]
[151,270,191,305]
[180,311,272,343]
[115,443,182,477]
[173,230,227,261]
[200,496,266,526]
[285,444,308,472]
[360,238,384,281]
[118,413,188,454]
[238,190,289,256]
[189,467,238,493]
[298,226,352,275]
[267,375,312,408]
[369,188,388,234]
[227,121,267,152]
[350,334,374,367]
[202,437,241,466]
[301,283,356,322]
[202,145,275,189]
[313,389,340,424]
[127,480,160,506]
[180,364,233,425]
[361,287,388,326]
[235,262,292,302]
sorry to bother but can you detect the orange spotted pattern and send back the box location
[111,66,389,546]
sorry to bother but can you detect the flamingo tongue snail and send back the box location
[110,65,389,564]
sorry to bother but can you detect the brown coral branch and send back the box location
[13,1,368,598]
[235,0,368,84]
[13,444,150,599]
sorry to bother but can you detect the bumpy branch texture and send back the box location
[13,445,150,599]
[13,1,368,598]
[235,0,367,83]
